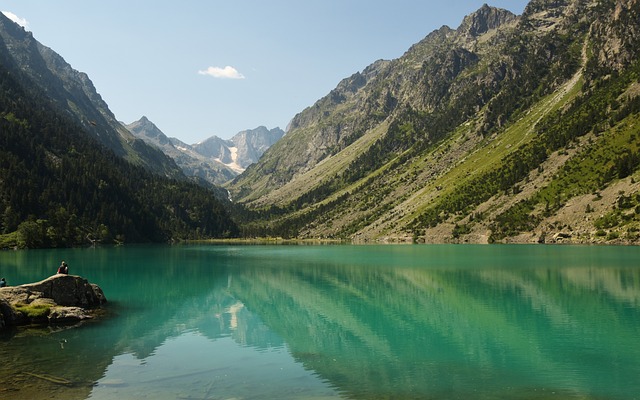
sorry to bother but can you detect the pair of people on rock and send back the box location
[57,261,69,275]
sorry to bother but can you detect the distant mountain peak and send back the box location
[126,116,168,143]
[125,117,284,185]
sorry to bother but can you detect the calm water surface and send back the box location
[1,244,639,399]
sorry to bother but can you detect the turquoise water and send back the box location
[1,244,639,399]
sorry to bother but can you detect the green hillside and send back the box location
[227,0,640,244]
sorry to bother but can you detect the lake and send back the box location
[1,244,639,400]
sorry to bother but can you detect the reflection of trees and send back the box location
[0,246,231,399]
[229,264,640,399]
[0,246,285,400]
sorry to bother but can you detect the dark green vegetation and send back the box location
[0,72,237,247]
[0,17,237,248]
[227,0,640,244]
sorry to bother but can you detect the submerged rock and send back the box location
[0,274,107,329]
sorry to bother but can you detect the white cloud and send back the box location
[2,11,29,29]
[198,66,245,80]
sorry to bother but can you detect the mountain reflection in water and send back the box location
[0,244,639,399]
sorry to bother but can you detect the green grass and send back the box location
[13,303,52,319]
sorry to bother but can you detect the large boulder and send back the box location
[16,274,106,307]
[0,274,107,329]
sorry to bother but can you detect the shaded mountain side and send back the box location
[0,40,238,247]
[0,12,183,178]
[227,0,640,244]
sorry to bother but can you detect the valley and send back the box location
[2,0,640,247]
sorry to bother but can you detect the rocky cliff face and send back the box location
[193,136,235,165]
[589,0,640,72]
[0,13,182,178]
[228,0,640,244]
[227,126,285,169]
[190,127,284,170]
[458,3,518,37]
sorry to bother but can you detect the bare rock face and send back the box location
[47,306,95,323]
[0,274,107,329]
[591,0,640,72]
[459,3,517,37]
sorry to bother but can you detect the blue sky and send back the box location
[3,1,529,143]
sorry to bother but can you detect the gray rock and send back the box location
[0,274,107,329]
[0,295,27,325]
[16,274,106,307]
[48,306,95,323]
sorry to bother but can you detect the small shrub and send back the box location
[0,232,18,249]
[452,223,472,238]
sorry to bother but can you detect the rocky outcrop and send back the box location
[458,3,517,37]
[590,0,640,73]
[0,274,106,329]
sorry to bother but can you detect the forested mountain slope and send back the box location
[0,16,238,248]
[228,0,640,244]
[0,12,182,178]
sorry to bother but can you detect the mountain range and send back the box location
[124,117,283,185]
[228,0,640,244]
[2,0,640,247]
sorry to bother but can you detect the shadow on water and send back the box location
[0,244,639,399]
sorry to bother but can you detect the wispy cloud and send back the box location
[1,11,29,29]
[198,66,245,80]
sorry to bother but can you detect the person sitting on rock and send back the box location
[57,261,69,274]
[0,277,6,287]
